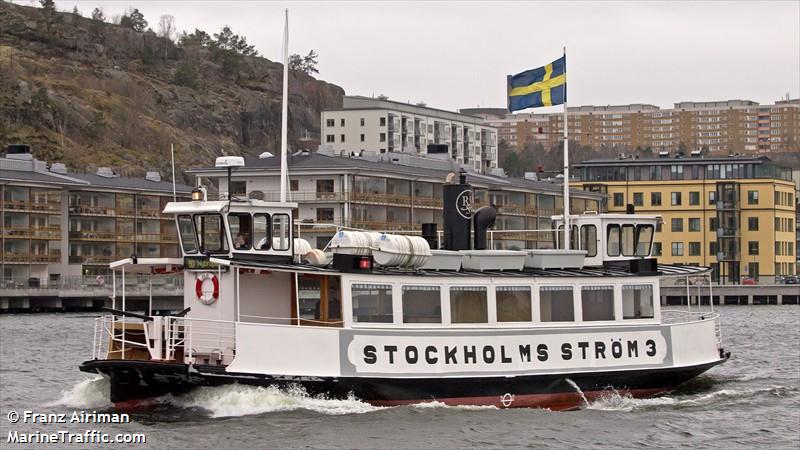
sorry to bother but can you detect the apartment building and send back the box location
[574,154,797,284]
[190,148,604,251]
[1,147,192,286]
[321,96,499,174]
[467,98,799,155]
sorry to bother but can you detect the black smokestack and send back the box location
[442,170,472,251]
[472,206,497,250]
[421,223,438,249]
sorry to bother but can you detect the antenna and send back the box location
[170,143,176,202]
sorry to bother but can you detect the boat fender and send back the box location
[195,272,219,305]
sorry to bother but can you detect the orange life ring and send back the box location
[195,272,219,305]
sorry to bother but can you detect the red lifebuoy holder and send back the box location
[195,272,219,305]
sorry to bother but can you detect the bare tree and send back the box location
[157,15,176,57]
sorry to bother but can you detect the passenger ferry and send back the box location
[79,161,729,410]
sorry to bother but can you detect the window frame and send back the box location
[176,214,199,254]
[253,213,272,251]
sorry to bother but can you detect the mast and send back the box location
[562,47,570,250]
[280,9,289,203]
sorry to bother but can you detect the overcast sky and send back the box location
[30,1,800,113]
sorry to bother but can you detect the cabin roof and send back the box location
[212,257,710,278]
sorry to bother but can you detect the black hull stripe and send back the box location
[80,358,726,406]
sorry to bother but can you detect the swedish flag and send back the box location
[507,55,566,112]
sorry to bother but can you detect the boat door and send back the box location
[294,274,343,327]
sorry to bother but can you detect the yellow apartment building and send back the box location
[575,154,796,284]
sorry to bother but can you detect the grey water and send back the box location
[1,306,798,449]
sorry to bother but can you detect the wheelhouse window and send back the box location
[194,214,228,253]
[496,286,531,322]
[177,215,197,253]
[539,286,574,322]
[253,214,271,250]
[607,225,621,256]
[636,225,654,256]
[622,284,654,319]
[580,225,597,257]
[402,285,441,324]
[621,224,636,256]
[228,213,252,250]
[272,214,291,251]
[450,286,488,324]
[352,284,393,323]
[581,285,615,321]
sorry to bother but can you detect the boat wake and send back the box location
[585,385,794,412]
[159,384,381,417]
[48,376,111,409]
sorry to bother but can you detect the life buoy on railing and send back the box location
[96,275,105,285]
[195,272,219,305]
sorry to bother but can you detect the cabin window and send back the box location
[539,286,574,322]
[496,286,532,322]
[272,214,291,251]
[402,285,441,324]
[177,215,198,253]
[581,285,615,321]
[556,225,578,250]
[352,284,393,323]
[636,225,654,256]
[607,225,620,256]
[450,286,488,324]
[621,224,636,256]
[229,213,253,250]
[580,225,597,257]
[194,214,228,253]
[623,284,654,319]
[253,214,271,250]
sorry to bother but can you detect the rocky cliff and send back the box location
[0,2,344,180]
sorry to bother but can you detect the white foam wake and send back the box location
[410,400,497,411]
[163,384,381,418]
[585,386,788,412]
[47,376,111,409]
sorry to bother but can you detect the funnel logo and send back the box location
[456,190,473,219]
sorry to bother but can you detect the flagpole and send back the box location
[562,46,570,251]
[279,9,289,204]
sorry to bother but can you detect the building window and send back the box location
[315,208,334,222]
[708,191,716,205]
[326,119,335,127]
[581,285,615,321]
[651,192,662,206]
[748,241,759,255]
[340,134,345,143]
[380,117,386,127]
[671,218,683,232]
[380,133,386,142]
[633,192,643,207]
[689,242,701,256]
[748,217,758,231]
[613,193,624,207]
[360,134,365,142]
[747,262,759,280]
[622,284,654,319]
[326,134,334,143]
[496,286,532,322]
[352,284,392,323]
[709,241,717,256]
[653,242,662,256]
[450,286,488,324]
[402,286,441,323]
[340,118,346,127]
[671,242,684,256]
[689,192,700,205]
[671,192,681,206]
[539,286,574,322]
[710,217,718,231]
[360,118,365,126]
[289,180,299,191]
[747,190,759,205]
[688,218,701,232]
[316,179,334,193]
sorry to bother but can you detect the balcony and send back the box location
[350,192,412,207]
[2,226,61,239]
[68,255,115,265]
[414,197,443,209]
[2,252,60,264]
[349,220,417,232]
[69,230,119,241]
[2,200,60,213]
[69,204,116,216]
